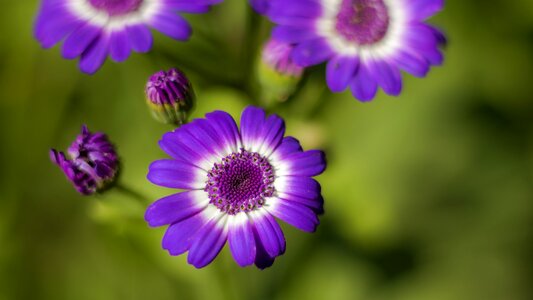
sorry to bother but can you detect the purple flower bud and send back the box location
[145,68,195,125]
[257,38,304,103]
[50,125,119,195]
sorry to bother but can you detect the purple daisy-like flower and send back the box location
[50,125,119,195]
[34,0,221,74]
[146,106,326,268]
[268,0,446,101]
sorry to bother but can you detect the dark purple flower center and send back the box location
[88,0,143,16]
[205,150,275,215]
[335,0,390,45]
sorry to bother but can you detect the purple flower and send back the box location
[268,0,447,101]
[34,0,222,74]
[262,38,304,78]
[50,125,119,195]
[146,106,326,268]
[258,38,304,103]
[145,68,195,125]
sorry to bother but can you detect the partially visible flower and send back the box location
[267,0,446,101]
[146,106,326,269]
[145,68,195,125]
[34,0,222,74]
[257,38,304,103]
[50,125,119,195]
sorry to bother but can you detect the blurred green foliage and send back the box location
[1,1,533,299]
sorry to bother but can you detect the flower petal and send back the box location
[228,213,256,267]
[148,12,191,41]
[368,60,402,96]
[292,39,334,67]
[147,159,206,189]
[326,55,359,93]
[145,190,209,227]
[126,24,153,53]
[109,29,132,62]
[250,210,285,258]
[162,212,206,256]
[79,33,109,74]
[275,150,326,177]
[350,63,378,101]
[205,110,242,153]
[187,213,228,268]
[62,23,101,59]
[275,176,324,212]
[267,198,319,232]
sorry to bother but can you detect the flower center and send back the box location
[205,150,275,215]
[335,0,390,45]
[88,0,143,16]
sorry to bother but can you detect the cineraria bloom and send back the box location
[268,0,447,101]
[34,0,222,74]
[146,106,326,268]
[50,125,119,195]
[262,38,304,78]
[258,38,305,103]
[145,68,195,125]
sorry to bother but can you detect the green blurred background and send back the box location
[1,1,533,299]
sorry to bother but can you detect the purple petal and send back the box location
[158,131,211,169]
[350,63,378,101]
[276,176,323,212]
[276,150,326,177]
[268,198,319,232]
[240,106,266,151]
[109,29,132,62]
[162,212,206,255]
[187,215,228,268]
[326,55,359,93]
[145,190,208,227]
[126,24,153,53]
[367,60,402,96]
[409,0,444,20]
[291,39,334,67]
[268,1,322,18]
[272,25,317,43]
[270,136,303,162]
[62,23,102,59]
[148,12,192,41]
[228,214,256,267]
[147,159,205,189]
[251,211,285,258]
[393,50,430,77]
[257,114,286,157]
[205,110,242,153]
[34,4,82,48]
[253,226,275,269]
[166,3,210,13]
[79,34,109,74]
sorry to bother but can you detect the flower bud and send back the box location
[50,125,119,195]
[145,68,195,125]
[257,38,304,104]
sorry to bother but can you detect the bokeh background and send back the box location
[1,1,533,299]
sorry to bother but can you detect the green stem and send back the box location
[114,183,150,205]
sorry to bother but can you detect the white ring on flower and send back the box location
[67,0,162,31]
[316,0,408,60]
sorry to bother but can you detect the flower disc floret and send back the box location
[206,149,275,215]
